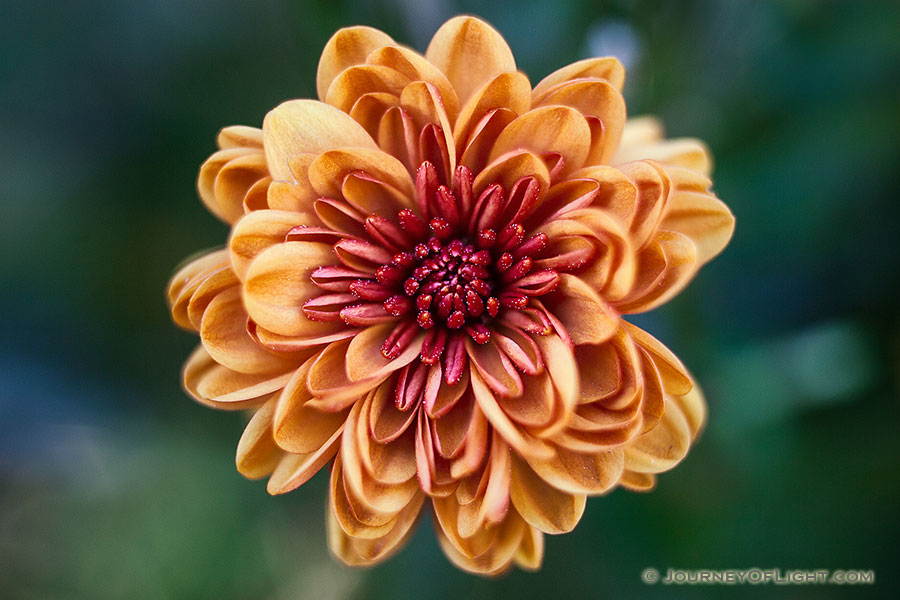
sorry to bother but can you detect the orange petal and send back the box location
[470,370,553,461]
[544,273,618,345]
[273,355,350,454]
[235,396,282,479]
[367,45,460,121]
[183,346,293,409]
[216,125,263,149]
[526,446,624,495]
[531,57,625,99]
[345,323,424,383]
[306,337,386,409]
[425,16,516,106]
[510,454,586,534]
[266,426,343,494]
[622,321,692,396]
[316,26,396,100]
[488,106,591,176]
[472,150,550,198]
[229,209,317,281]
[200,287,297,374]
[327,485,424,566]
[623,393,693,474]
[330,455,398,537]
[325,65,410,113]
[168,248,230,331]
[308,147,415,206]
[533,79,625,163]
[262,99,376,180]
[659,169,735,265]
[197,147,260,223]
[465,338,523,399]
[453,72,531,157]
[242,241,338,337]
[613,230,698,314]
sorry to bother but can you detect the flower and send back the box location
[166,16,734,575]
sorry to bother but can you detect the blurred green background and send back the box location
[2,0,898,598]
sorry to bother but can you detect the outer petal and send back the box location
[613,117,712,175]
[426,16,516,106]
[510,454,586,534]
[531,57,626,99]
[262,99,377,180]
[183,345,293,410]
[168,248,230,331]
[236,395,283,479]
[317,26,396,100]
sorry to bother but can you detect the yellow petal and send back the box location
[510,454,586,534]
[426,16,516,106]
[262,99,377,180]
[317,26,396,100]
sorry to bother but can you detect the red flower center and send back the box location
[302,160,562,383]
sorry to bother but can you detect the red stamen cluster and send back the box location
[302,160,561,383]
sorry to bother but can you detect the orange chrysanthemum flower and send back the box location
[167,16,734,575]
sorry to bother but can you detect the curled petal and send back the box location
[368,45,461,121]
[346,323,425,382]
[613,230,698,314]
[308,148,415,207]
[533,79,626,163]
[325,64,411,114]
[510,454,586,534]
[623,392,694,474]
[243,241,338,337]
[200,287,297,374]
[543,273,619,345]
[236,395,282,479]
[622,321,692,396]
[183,346,293,410]
[531,57,626,99]
[526,446,624,496]
[198,146,266,224]
[426,16,516,106]
[489,106,591,177]
[327,485,424,566]
[306,338,386,410]
[262,99,377,180]
[274,355,351,454]
[454,72,531,157]
[613,116,712,175]
[317,26,396,100]
[267,426,343,494]
[229,210,316,281]
[658,166,735,265]
[168,248,230,331]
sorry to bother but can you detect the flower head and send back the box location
[167,16,734,575]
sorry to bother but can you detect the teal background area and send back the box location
[1,1,898,598]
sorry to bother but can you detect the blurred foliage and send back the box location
[1,0,899,598]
